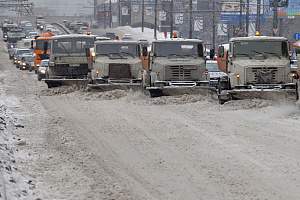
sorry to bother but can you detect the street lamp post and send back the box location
[142,0,145,32]
[170,0,173,38]
[189,0,193,39]
[154,0,158,39]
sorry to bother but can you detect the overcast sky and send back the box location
[31,0,94,16]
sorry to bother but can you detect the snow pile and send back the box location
[222,99,273,110]
[112,26,166,42]
[94,26,166,42]
[0,104,35,200]
[40,85,83,96]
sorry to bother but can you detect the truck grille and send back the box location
[109,64,131,79]
[165,65,195,81]
[246,67,284,84]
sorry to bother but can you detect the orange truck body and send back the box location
[33,32,55,70]
[216,43,230,73]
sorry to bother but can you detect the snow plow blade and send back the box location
[146,86,218,98]
[87,83,142,92]
[219,88,299,104]
[44,79,89,88]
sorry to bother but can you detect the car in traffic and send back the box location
[37,59,49,81]
[14,48,32,66]
[27,31,38,38]
[205,60,228,88]
[19,53,35,70]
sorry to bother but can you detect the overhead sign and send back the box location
[218,23,228,36]
[277,0,300,16]
[159,11,167,21]
[193,16,203,32]
[220,0,265,24]
[269,0,289,7]
[121,6,129,16]
[145,7,153,16]
[174,13,184,25]
[132,5,139,13]
[294,33,300,40]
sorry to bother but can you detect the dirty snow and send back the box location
[1,36,300,200]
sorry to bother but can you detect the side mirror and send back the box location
[85,48,91,57]
[149,52,154,65]
[49,61,55,67]
[218,46,225,58]
[210,49,215,60]
[142,46,148,57]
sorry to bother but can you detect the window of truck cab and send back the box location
[233,40,289,58]
[153,41,204,57]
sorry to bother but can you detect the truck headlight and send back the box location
[236,74,240,84]
[289,72,299,79]
[40,69,46,74]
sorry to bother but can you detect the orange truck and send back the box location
[216,43,229,73]
[33,32,55,72]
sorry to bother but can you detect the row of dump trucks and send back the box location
[34,33,299,103]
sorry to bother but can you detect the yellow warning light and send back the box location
[255,31,261,36]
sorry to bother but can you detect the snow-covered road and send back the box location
[1,39,300,200]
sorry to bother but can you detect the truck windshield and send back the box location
[96,43,139,57]
[8,32,25,38]
[35,40,51,50]
[53,38,94,54]
[153,41,204,57]
[233,41,288,58]
[17,50,31,55]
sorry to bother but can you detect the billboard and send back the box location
[220,0,265,24]
[277,0,300,16]
[269,0,289,7]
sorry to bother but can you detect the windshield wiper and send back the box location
[235,53,252,59]
[120,51,135,58]
[263,51,281,59]
[107,53,127,59]
[251,50,267,59]
[182,54,198,58]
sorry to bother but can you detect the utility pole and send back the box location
[142,0,145,32]
[154,0,158,39]
[272,0,278,36]
[170,0,174,38]
[256,0,261,32]
[109,0,112,28]
[94,0,97,20]
[104,3,106,29]
[189,0,193,39]
[245,0,249,36]
[239,0,243,36]
[212,0,216,50]
[118,0,121,26]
